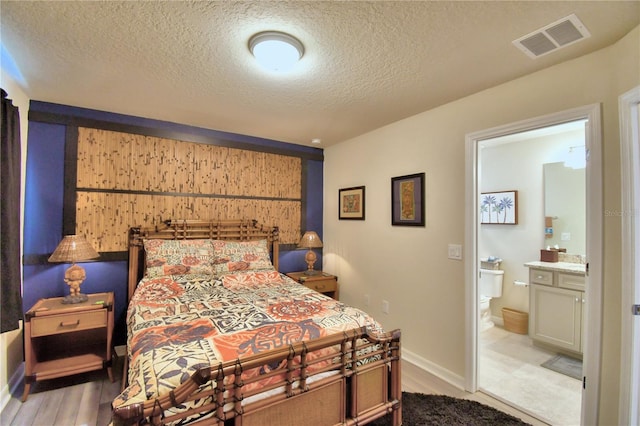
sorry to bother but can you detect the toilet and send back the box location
[479,268,504,331]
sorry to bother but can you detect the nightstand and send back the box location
[22,292,114,401]
[286,271,339,300]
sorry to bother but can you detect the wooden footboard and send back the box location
[112,327,401,426]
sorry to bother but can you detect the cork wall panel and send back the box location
[76,128,302,250]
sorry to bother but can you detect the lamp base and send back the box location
[62,293,89,304]
[303,269,321,276]
[63,264,88,304]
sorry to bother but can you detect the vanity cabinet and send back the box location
[528,267,585,354]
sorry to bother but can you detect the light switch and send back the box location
[448,244,463,260]
[561,232,571,241]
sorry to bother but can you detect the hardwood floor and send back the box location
[2,354,545,426]
[1,357,122,426]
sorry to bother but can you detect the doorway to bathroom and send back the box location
[464,104,603,425]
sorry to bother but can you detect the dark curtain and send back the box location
[1,88,23,333]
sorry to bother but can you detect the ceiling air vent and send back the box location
[513,14,591,59]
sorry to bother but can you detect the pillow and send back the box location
[212,239,274,275]
[221,270,285,292]
[144,239,214,277]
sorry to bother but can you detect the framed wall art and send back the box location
[391,173,425,226]
[480,190,518,224]
[339,186,365,220]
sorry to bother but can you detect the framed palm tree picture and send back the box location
[481,190,518,224]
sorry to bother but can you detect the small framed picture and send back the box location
[339,186,365,220]
[391,173,425,226]
[480,190,518,224]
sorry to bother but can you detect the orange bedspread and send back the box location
[112,271,383,423]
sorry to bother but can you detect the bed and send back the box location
[111,219,402,426]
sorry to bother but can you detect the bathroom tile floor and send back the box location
[479,325,582,426]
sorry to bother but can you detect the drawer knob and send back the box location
[60,320,80,327]
[537,275,544,280]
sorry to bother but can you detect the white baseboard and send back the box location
[1,362,23,412]
[402,348,466,391]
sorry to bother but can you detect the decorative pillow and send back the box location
[212,239,274,275]
[221,270,285,292]
[144,239,214,277]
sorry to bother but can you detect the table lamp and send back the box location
[48,235,100,304]
[298,231,323,275]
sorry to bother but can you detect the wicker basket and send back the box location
[502,308,528,334]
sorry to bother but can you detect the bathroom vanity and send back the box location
[525,261,586,355]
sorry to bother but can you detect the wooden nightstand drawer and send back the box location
[31,310,108,337]
[286,272,339,300]
[303,278,337,293]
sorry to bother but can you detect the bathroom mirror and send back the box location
[543,162,586,254]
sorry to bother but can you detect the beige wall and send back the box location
[0,70,29,409]
[323,25,639,424]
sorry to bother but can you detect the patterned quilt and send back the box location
[112,270,384,421]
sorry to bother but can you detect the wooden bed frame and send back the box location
[112,219,402,426]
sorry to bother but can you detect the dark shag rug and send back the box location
[368,392,531,425]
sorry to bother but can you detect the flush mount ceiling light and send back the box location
[249,31,304,72]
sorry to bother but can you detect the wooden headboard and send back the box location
[127,219,280,301]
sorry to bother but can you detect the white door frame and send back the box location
[619,85,640,426]
[465,104,602,425]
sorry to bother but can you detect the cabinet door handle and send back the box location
[575,297,580,303]
[60,320,80,327]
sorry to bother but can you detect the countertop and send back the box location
[524,261,586,274]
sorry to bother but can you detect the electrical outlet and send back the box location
[364,294,370,306]
[561,232,571,241]
[448,244,463,260]
[382,300,390,314]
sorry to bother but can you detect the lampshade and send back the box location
[48,235,100,263]
[249,31,304,72]
[298,231,323,249]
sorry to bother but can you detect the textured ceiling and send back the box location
[1,1,638,147]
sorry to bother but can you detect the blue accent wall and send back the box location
[306,160,324,234]
[280,159,324,271]
[23,122,65,255]
[23,102,323,345]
